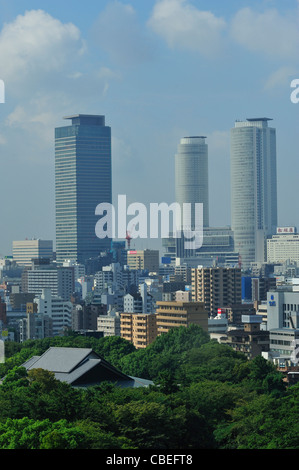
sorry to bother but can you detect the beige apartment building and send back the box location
[126,250,159,272]
[191,267,242,316]
[120,313,158,349]
[155,301,208,335]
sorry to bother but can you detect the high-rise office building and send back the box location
[13,239,53,267]
[175,136,209,229]
[55,114,112,265]
[231,118,277,269]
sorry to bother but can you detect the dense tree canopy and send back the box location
[0,326,297,450]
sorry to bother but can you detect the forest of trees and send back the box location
[0,325,298,450]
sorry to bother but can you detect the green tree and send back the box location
[27,368,59,393]
[214,384,299,449]
[75,420,135,449]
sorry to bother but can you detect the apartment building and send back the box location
[191,266,242,316]
[120,313,157,349]
[222,315,269,360]
[155,300,208,335]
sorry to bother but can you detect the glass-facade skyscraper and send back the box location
[55,114,112,265]
[231,118,277,269]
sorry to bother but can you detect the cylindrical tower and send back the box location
[175,136,209,230]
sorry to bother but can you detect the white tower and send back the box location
[175,136,209,229]
[231,118,277,269]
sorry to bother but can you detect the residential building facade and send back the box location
[191,266,242,316]
[120,313,157,349]
[155,300,208,335]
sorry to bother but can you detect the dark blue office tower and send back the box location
[55,114,112,264]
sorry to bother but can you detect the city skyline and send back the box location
[0,0,298,255]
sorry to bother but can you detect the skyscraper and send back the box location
[174,136,209,257]
[55,114,112,265]
[175,136,209,229]
[231,118,277,269]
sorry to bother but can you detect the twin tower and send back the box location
[55,115,277,270]
[175,118,278,268]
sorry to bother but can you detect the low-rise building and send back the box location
[127,249,159,273]
[221,315,269,360]
[97,309,121,337]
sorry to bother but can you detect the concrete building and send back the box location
[208,310,228,335]
[175,226,239,264]
[267,227,299,264]
[25,266,74,302]
[33,288,73,336]
[175,290,191,302]
[127,250,159,273]
[123,284,154,314]
[72,303,106,332]
[63,260,86,280]
[266,289,299,330]
[262,288,299,367]
[93,263,140,294]
[231,118,277,269]
[120,312,157,349]
[19,311,53,342]
[155,300,208,335]
[55,114,112,264]
[0,298,7,326]
[9,293,35,311]
[163,227,238,266]
[191,266,242,316]
[222,315,269,360]
[13,239,53,267]
[97,309,121,337]
[220,303,256,325]
[251,276,277,302]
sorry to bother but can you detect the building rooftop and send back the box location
[246,117,273,121]
[20,347,153,389]
[63,114,106,126]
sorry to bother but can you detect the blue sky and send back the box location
[0,0,298,255]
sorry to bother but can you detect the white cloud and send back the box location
[148,0,227,56]
[231,7,299,61]
[0,9,85,90]
[0,9,121,165]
